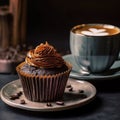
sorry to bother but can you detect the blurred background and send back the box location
[0,0,120,52]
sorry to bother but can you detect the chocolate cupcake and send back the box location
[16,42,72,102]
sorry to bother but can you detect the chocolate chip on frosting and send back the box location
[25,42,65,68]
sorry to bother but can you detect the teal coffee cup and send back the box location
[70,24,120,73]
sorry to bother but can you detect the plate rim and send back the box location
[0,79,96,112]
[63,54,120,80]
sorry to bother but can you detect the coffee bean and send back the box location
[9,96,16,100]
[0,46,32,61]
[20,99,26,104]
[17,91,23,96]
[68,87,73,92]
[66,84,72,88]
[46,102,52,107]
[9,94,19,100]
[79,90,84,93]
[56,101,64,105]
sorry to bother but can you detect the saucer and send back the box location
[63,54,120,80]
[0,78,96,112]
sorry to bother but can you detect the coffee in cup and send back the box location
[70,24,120,73]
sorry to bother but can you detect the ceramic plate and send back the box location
[63,54,120,80]
[0,78,96,112]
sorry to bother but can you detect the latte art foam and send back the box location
[73,24,120,36]
[81,28,109,36]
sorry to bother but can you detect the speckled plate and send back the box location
[63,54,120,80]
[0,78,96,112]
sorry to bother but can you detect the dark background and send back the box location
[0,1,120,119]
[1,0,120,52]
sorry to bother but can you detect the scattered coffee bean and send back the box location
[79,90,84,93]
[20,99,26,104]
[46,102,52,107]
[9,94,19,100]
[0,45,33,62]
[66,84,72,88]
[9,91,23,100]
[17,91,23,96]
[56,101,64,105]
[68,87,73,92]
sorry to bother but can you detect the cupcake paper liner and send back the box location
[16,62,72,102]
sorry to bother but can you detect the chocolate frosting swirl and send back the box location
[25,42,65,68]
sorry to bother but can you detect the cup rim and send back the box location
[71,23,120,37]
